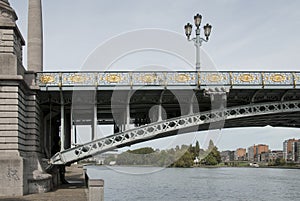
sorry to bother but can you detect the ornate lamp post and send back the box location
[184,14,212,72]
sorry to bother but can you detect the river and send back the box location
[87,166,300,201]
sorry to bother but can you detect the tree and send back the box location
[208,139,215,150]
[274,158,286,166]
[203,153,218,165]
[172,150,194,168]
[195,141,200,157]
[201,140,221,165]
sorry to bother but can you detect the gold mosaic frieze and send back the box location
[175,74,191,82]
[39,75,55,84]
[66,75,86,83]
[105,74,122,83]
[239,74,255,82]
[141,74,157,83]
[207,74,222,82]
[270,74,286,82]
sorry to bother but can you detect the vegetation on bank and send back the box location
[104,140,222,168]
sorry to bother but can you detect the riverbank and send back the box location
[95,163,300,170]
[194,164,300,169]
[0,165,87,201]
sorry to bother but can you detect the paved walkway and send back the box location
[0,165,88,201]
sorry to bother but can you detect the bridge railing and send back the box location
[36,71,300,89]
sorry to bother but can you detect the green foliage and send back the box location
[195,141,200,157]
[128,147,155,154]
[104,140,221,168]
[274,158,286,166]
[201,140,221,165]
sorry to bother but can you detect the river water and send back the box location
[87,166,300,201]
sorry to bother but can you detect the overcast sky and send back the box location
[9,0,300,150]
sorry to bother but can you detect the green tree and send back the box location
[128,147,155,154]
[195,141,200,157]
[172,150,194,168]
[201,140,221,165]
[274,158,286,166]
[208,139,215,150]
[203,153,218,165]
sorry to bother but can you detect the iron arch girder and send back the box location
[49,100,300,165]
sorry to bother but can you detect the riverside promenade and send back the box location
[0,165,88,201]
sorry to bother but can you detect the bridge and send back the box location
[1,0,300,197]
[35,71,300,165]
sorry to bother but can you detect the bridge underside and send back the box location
[48,100,300,165]
[36,86,300,165]
[39,88,300,124]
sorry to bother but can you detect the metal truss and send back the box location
[49,100,300,165]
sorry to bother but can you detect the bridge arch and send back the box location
[49,100,300,165]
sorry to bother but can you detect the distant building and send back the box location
[260,150,283,162]
[283,138,300,162]
[234,148,247,161]
[248,144,269,162]
[271,150,284,160]
[221,150,234,162]
[248,146,255,161]
[297,143,300,162]
[92,152,119,165]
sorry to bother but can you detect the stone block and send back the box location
[0,53,17,75]
[0,111,18,117]
[0,46,14,52]
[24,156,52,194]
[89,179,104,201]
[0,92,18,98]
[2,34,14,40]
[0,124,19,131]
[0,143,21,150]
[0,29,14,35]
[0,98,18,104]
[0,86,18,92]
[0,117,18,124]
[0,156,25,196]
[0,105,18,111]
[0,136,23,143]
[1,40,14,47]
[0,130,21,137]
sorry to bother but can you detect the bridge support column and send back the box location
[70,107,75,147]
[205,87,228,130]
[158,91,165,121]
[189,92,198,115]
[125,92,131,131]
[92,102,97,141]
[60,91,65,152]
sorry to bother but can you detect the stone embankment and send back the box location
[0,165,88,201]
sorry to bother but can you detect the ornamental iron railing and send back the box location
[36,71,300,89]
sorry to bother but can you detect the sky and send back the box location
[9,0,300,151]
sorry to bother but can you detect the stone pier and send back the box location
[0,0,53,196]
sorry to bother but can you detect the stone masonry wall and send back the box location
[0,77,52,196]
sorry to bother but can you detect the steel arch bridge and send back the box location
[49,100,300,165]
[35,71,300,167]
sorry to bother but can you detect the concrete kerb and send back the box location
[83,166,104,201]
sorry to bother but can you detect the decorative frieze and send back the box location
[37,71,298,89]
